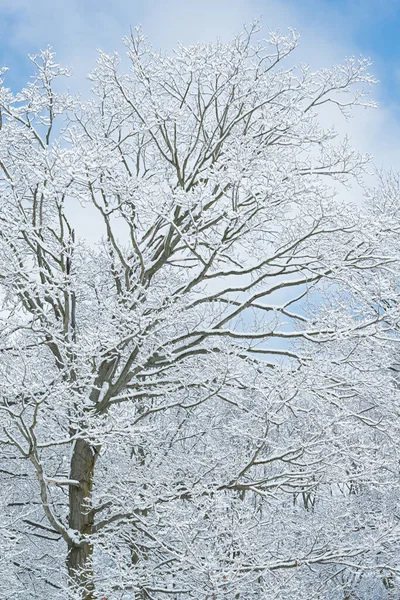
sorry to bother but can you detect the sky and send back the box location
[0,0,399,171]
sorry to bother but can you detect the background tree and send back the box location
[0,23,398,600]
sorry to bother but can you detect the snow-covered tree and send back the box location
[0,23,398,600]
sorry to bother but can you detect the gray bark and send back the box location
[67,438,96,600]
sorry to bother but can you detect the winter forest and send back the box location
[2,19,400,600]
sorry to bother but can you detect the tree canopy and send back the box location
[1,24,400,600]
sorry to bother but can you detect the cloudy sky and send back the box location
[0,0,399,170]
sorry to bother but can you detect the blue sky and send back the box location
[0,0,399,169]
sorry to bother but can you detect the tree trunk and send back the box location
[67,438,96,599]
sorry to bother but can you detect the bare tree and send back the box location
[0,24,397,600]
